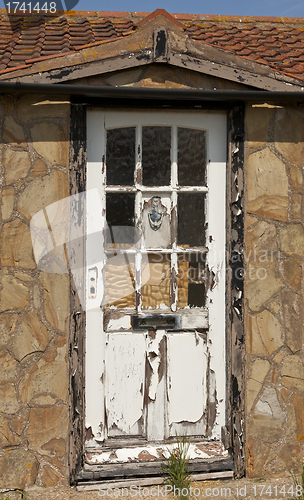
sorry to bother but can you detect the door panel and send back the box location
[105,333,146,437]
[167,332,208,436]
[86,110,227,454]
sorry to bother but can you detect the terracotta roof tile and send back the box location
[1,9,304,81]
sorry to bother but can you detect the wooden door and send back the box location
[86,110,227,460]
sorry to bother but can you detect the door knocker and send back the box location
[148,197,163,231]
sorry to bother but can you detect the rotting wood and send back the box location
[226,104,246,479]
[68,102,87,485]
[76,470,234,491]
[77,456,234,481]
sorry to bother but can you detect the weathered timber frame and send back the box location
[68,96,246,484]
[68,102,87,484]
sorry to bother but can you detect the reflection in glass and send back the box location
[142,127,171,186]
[105,253,135,308]
[106,128,135,186]
[106,193,135,245]
[177,253,206,308]
[177,193,206,247]
[178,128,207,186]
[142,253,170,309]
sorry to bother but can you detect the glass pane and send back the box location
[106,128,135,186]
[177,193,206,247]
[105,253,135,308]
[177,253,206,308]
[178,128,207,186]
[106,193,135,245]
[142,127,171,186]
[142,253,170,309]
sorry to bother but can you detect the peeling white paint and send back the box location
[105,334,145,435]
[86,441,228,464]
[167,333,207,425]
[147,337,161,401]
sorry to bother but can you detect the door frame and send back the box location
[68,99,246,484]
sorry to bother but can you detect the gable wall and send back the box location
[0,66,303,488]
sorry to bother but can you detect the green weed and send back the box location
[161,434,191,500]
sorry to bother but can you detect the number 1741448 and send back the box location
[252,484,303,497]
[5,2,57,13]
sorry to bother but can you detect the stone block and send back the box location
[246,378,262,413]
[247,437,270,477]
[1,94,14,112]
[12,411,28,435]
[31,122,68,166]
[288,165,303,190]
[0,313,17,347]
[254,387,284,419]
[1,219,36,269]
[0,415,21,446]
[17,94,70,121]
[12,311,51,361]
[246,105,273,148]
[248,414,284,443]
[0,448,39,489]
[280,224,304,255]
[19,337,68,404]
[39,464,64,487]
[274,109,304,166]
[281,290,302,353]
[26,405,68,455]
[281,355,304,391]
[246,220,278,262]
[286,403,297,441]
[249,358,270,384]
[17,169,68,220]
[247,148,288,221]
[290,394,304,441]
[0,350,18,382]
[245,260,284,312]
[42,273,69,333]
[1,186,15,220]
[246,309,283,355]
[283,256,302,290]
[245,215,258,228]
[0,274,29,312]
[2,115,26,145]
[278,444,302,473]
[32,158,48,176]
[290,193,302,220]
[0,383,19,414]
[3,148,31,185]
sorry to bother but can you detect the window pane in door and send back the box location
[106,127,135,186]
[177,253,206,308]
[178,128,207,186]
[142,253,170,309]
[177,193,206,247]
[105,253,135,309]
[106,193,135,245]
[142,127,171,186]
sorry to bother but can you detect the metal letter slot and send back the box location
[132,314,180,330]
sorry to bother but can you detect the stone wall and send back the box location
[0,94,70,488]
[245,104,304,477]
[0,81,304,489]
